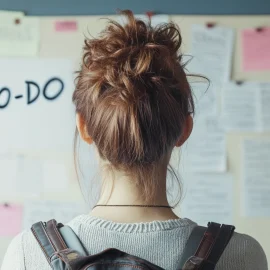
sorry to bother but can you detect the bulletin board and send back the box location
[1,14,270,265]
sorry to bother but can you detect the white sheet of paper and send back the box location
[190,81,217,117]
[0,156,17,195]
[242,139,270,217]
[23,200,86,229]
[181,116,226,172]
[187,25,234,118]
[221,82,260,131]
[42,161,69,192]
[0,16,40,57]
[180,173,233,226]
[0,59,75,153]
[221,82,270,132]
[16,156,43,197]
[190,25,234,83]
[259,83,270,131]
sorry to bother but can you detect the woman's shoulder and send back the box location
[1,215,86,270]
[1,229,50,270]
[217,231,268,270]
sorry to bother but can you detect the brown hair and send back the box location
[73,10,194,203]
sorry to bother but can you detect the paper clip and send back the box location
[206,22,216,28]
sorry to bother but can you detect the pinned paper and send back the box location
[0,16,40,57]
[190,24,234,83]
[243,139,270,217]
[181,116,226,172]
[242,27,270,71]
[221,81,270,131]
[55,20,77,32]
[0,204,23,236]
[180,173,233,226]
[187,25,234,118]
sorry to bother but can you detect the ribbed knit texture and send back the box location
[1,214,268,270]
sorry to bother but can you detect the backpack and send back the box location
[31,219,235,270]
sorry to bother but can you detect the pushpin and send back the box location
[206,22,216,28]
[14,18,21,25]
[256,27,264,32]
[146,11,154,19]
[236,81,244,85]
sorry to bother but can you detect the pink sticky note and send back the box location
[55,21,77,32]
[0,204,23,237]
[242,27,270,71]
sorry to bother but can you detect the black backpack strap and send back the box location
[31,219,88,267]
[206,224,235,265]
[31,220,63,266]
[179,225,207,267]
[181,222,235,270]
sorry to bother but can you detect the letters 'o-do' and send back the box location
[0,77,65,109]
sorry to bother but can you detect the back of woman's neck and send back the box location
[90,205,179,223]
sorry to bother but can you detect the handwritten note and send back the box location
[181,116,226,172]
[190,25,234,83]
[0,204,23,236]
[221,82,259,131]
[259,83,270,131]
[190,81,217,117]
[180,173,233,226]
[242,27,270,71]
[23,201,86,229]
[221,82,270,131]
[187,25,234,118]
[243,139,270,217]
[0,16,40,57]
[0,59,75,152]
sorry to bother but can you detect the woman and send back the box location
[2,10,267,270]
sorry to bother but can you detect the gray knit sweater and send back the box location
[1,215,268,270]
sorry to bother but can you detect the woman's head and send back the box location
[73,10,194,202]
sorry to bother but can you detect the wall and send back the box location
[0,14,270,265]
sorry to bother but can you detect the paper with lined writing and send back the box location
[221,82,270,131]
[182,116,226,172]
[180,173,233,226]
[243,139,270,217]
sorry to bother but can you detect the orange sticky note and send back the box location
[242,27,270,71]
[0,204,23,236]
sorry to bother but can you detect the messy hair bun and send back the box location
[73,10,194,201]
